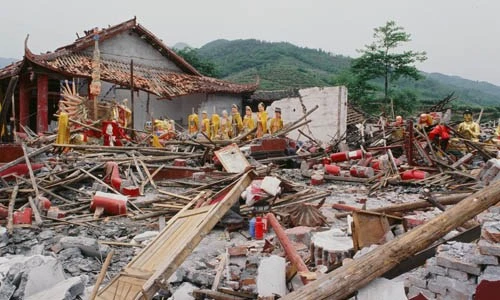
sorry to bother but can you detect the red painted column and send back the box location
[36,74,48,133]
[18,76,29,129]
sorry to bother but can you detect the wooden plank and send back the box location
[21,143,41,209]
[7,185,18,234]
[96,171,255,300]
[90,250,115,300]
[28,196,43,226]
[212,253,227,291]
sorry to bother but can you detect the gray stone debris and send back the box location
[24,275,87,300]
[24,258,66,297]
[58,236,109,258]
[170,282,197,300]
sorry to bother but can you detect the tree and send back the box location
[174,47,220,78]
[352,20,427,117]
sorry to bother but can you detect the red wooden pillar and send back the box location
[18,76,29,129]
[36,74,48,133]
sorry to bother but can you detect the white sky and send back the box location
[1,0,499,86]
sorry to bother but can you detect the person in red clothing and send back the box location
[428,121,451,151]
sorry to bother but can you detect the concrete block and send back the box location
[171,282,197,300]
[447,268,469,281]
[478,239,500,256]
[24,258,66,297]
[435,275,475,297]
[426,263,447,276]
[407,286,436,300]
[59,236,108,258]
[25,275,86,300]
[257,255,287,297]
[427,279,447,295]
[470,249,498,265]
[357,278,407,300]
[482,221,500,242]
[436,254,481,275]
[478,265,500,283]
[407,274,427,289]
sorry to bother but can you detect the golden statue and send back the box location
[242,106,256,139]
[269,107,284,134]
[230,104,243,137]
[219,110,230,140]
[457,110,480,142]
[211,112,220,140]
[201,111,211,138]
[256,102,268,138]
[188,109,199,135]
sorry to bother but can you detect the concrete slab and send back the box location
[257,255,286,297]
[171,282,197,300]
[357,277,407,300]
[311,229,353,252]
[25,275,86,300]
[24,258,66,297]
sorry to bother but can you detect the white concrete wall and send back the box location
[267,86,348,143]
[83,31,182,72]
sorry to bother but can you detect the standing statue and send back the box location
[219,110,231,140]
[188,108,199,135]
[269,107,284,134]
[242,106,256,139]
[231,104,243,137]
[256,102,268,138]
[201,111,211,138]
[457,109,480,142]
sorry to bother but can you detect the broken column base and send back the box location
[309,229,354,270]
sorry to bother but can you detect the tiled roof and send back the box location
[0,61,23,80]
[25,50,258,98]
[56,17,201,76]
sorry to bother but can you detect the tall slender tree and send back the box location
[352,20,427,117]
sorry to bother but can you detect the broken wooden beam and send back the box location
[281,180,500,300]
[334,193,471,218]
[90,250,115,300]
[266,212,310,285]
[7,185,18,234]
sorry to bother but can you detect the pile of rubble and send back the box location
[1,100,500,300]
[406,209,500,299]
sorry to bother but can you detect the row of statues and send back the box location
[187,103,283,140]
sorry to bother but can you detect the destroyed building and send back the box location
[0,17,258,134]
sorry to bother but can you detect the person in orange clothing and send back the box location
[428,120,451,151]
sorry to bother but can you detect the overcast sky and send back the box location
[1,0,499,86]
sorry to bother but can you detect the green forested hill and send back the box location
[198,39,350,90]
[196,39,500,108]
